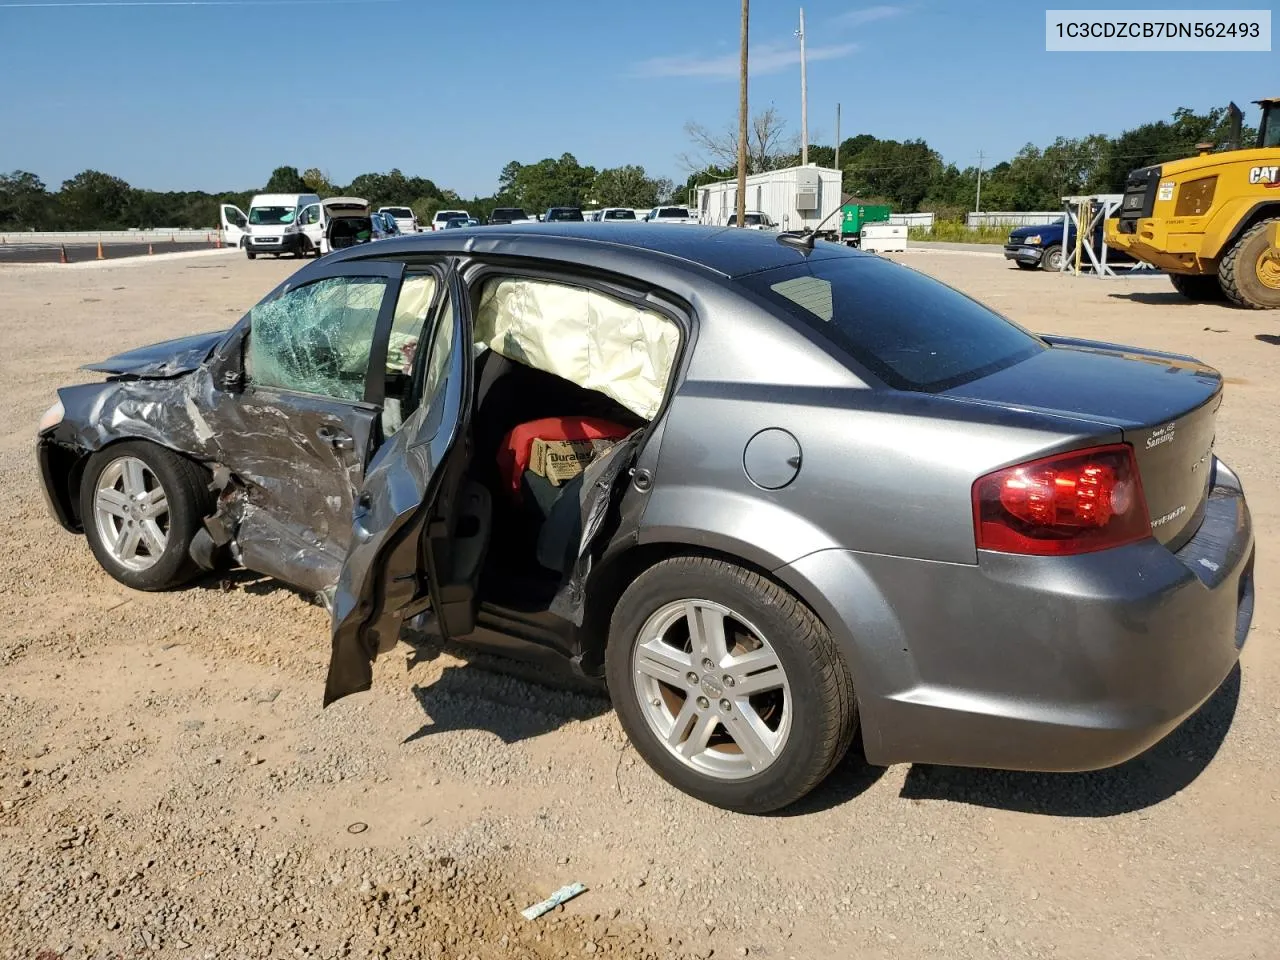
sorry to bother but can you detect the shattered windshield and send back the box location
[247,277,389,400]
[249,206,296,225]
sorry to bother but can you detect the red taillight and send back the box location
[973,444,1150,556]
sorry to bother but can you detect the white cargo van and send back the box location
[221,193,320,259]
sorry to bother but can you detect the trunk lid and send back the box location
[946,337,1222,548]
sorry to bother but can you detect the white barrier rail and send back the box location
[0,229,216,245]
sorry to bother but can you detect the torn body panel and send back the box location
[83,330,229,378]
[44,342,373,594]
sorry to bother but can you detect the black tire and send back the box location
[1218,219,1280,310]
[79,441,213,591]
[605,556,857,813]
[245,249,256,260]
[1040,245,1063,271]
[1169,272,1229,302]
[1015,261,1037,270]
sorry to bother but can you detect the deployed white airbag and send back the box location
[474,278,679,420]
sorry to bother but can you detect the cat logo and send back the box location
[1248,165,1280,187]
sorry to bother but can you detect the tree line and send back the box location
[0,104,1252,231]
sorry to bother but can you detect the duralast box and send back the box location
[529,437,617,486]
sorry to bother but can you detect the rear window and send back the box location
[547,208,583,221]
[657,208,689,218]
[434,210,465,221]
[383,207,413,218]
[493,208,526,218]
[603,209,636,220]
[739,257,1045,391]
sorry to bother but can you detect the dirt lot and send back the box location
[1,250,1276,960]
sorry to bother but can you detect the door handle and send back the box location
[317,426,354,450]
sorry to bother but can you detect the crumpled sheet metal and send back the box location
[56,364,359,596]
[474,277,679,421]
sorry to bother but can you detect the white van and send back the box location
[220,193,320,259]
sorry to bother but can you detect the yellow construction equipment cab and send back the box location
[1105,99,1280,309]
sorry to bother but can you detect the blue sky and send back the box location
[0,0,1274,196]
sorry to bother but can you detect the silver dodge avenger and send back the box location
[37,225,1255,812]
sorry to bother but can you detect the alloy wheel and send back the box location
[631,599,792,780]
[92,456,170,571]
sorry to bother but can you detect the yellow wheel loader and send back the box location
[1105,99,1280,309]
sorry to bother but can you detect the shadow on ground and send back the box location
[1256,334,1280,346]
[897,664,1241,817]
[402,635,608,746]
[1106,291,1214,306]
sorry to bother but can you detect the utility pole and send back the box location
[834,102,841,170]
[737,0,749,227]
[798,7,808,166]
[974,149,985,214]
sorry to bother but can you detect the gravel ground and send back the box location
[1,252,1276,959]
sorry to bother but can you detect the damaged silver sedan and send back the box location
[39,225,1254,813]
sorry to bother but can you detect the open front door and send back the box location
[298,202,325,256]
[324,266,475,705]
[220,204,247,248]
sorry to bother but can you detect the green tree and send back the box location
[58,170,133,229]
[592,165,667,207]
[264,165,306,193]
[509,153,597,211]
[301,167,334,195]
[0,171,52,230]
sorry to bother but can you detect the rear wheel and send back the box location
[1219,219,1280,309]
[606,556,857,813]
[80,441,212,591]
[1169,273,1228,302]
[1041,245,1063,271]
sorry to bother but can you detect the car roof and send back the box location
[324,222,858,279]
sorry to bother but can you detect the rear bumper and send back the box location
[782,457,1254,772]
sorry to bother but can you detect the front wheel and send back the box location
[606,556,857,813]
[1218,219,1280,309]
[1041,245,1063,271]
[245,248,256,260]
[1169,272,1228,302]
[80,441,213,591]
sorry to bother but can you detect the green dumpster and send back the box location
[840,204,892,243]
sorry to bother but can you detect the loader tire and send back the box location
[1169,273,1228,302]
[1219,219,1280,310]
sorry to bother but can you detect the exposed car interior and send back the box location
[423,275,680,622]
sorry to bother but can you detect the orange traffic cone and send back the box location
[96,239,105,260]
[59,244,68,264]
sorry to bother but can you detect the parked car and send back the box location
[443,217,480,229]
[378,206,420,234]
[599,208,638,223]
[37,225,1254,814]
[1004,217,1135,271]
[431,209,470,231]
[646,206,697,225]
[726,210,778,230]
[314,198,376,252]
[488,207,531,225]
[371,212,400,238]
[544,207,584,222]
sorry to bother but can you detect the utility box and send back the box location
[794,168,820,211]
[840,204,892,244]
[860,224,907,253]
